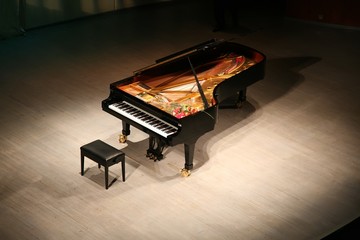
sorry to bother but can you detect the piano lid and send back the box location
[117,40,264,119]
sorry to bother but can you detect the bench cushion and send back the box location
[81,140,124,161]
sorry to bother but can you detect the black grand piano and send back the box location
[102,39,265,176]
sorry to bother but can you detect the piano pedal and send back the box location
[146,149,164,161]
[146,152,153,159]
[147,137,166,161]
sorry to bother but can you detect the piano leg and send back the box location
[236,88,247,107]
[122,121,130,135]
[219,88,248,109]
[119,121,130,143]
[181,141,196,177]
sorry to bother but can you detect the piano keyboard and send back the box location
[109,101,178,138]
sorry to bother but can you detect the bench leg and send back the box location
[121,159,125,182]
[81,153,85,176]
[105,165,109,190]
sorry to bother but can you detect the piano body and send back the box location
[102,39,265,176]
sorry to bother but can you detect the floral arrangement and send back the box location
[171,104,199,118]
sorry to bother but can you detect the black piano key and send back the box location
[164,128,176,134]
[159,123,169,129]
[123,107,133,112]
[133,112,143,117]
[153,121,162,127]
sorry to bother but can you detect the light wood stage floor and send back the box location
[1,1,359,239]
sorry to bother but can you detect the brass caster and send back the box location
[119,134,127,143]
[180,168,191,177]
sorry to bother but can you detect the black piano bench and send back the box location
[80,140,125,189]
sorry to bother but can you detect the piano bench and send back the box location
[80,140,125,190]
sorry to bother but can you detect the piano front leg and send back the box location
[119,121,130,143]
[181,140,197,177]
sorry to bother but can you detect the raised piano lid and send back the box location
[112,40,265,119]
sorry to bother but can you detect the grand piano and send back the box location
[102,39,265,176]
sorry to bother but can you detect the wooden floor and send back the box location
[1,1,360,239]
